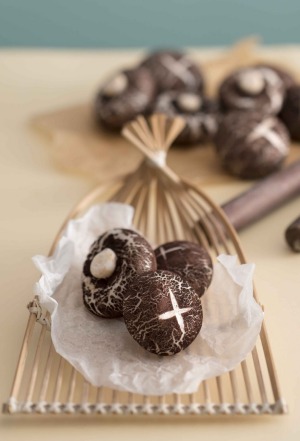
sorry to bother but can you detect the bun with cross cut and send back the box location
[82,228,156,318]
[219,66,286,116]
[153,91,219,144]
[155,241,213,297]
[94,67,156,130]
[214,112,290,179]
[139,50,205,93]
[123,270,203,356]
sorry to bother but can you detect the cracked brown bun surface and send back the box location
[219,66,286,116]
[82,228,156,318]
[153,91,219,144]
[123,270,203,356]
[139,50,204,93]
[155,241,213,297]
[94,68,156,130]
[214,112,290,179]
[255,63,295,90]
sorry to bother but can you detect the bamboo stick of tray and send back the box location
[3,113,287,416]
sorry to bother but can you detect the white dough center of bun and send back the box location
[103,73,128,96]
[90,248,117,279]
[177,92,202,112]
[238,69,265,95]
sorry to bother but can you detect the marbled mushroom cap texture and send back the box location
[94,67,157,130]
[123,270,203,356]
[214,112,290,179]
[154,91,219,144]
[219,66,287,116]
[139,50,205,93]
[155,240,213,297]
[82,228,156,318]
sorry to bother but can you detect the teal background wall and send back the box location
[0,0,299,48]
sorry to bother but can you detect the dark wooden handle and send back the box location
[221,160,300,231]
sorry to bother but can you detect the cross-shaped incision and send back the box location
[247,117,288,154]
[160,55,196,88]
[157,245,184,261]
[159,288,191,334]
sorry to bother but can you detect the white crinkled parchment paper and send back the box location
[33,202,264,395]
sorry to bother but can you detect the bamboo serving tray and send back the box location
[3,115,287,417]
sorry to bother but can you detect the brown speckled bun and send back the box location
[280,85,300,141]
[94,67,156,130]
[139,50,204,93]
[214,112,290,179]
[219,66,285,116]
[155,241,213,297]
[123,270,203,356]
[82,229,156,318]
[153,91,219,144]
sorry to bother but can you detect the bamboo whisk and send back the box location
[114,113,245,257]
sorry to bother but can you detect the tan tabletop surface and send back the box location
[0,47,300,440]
